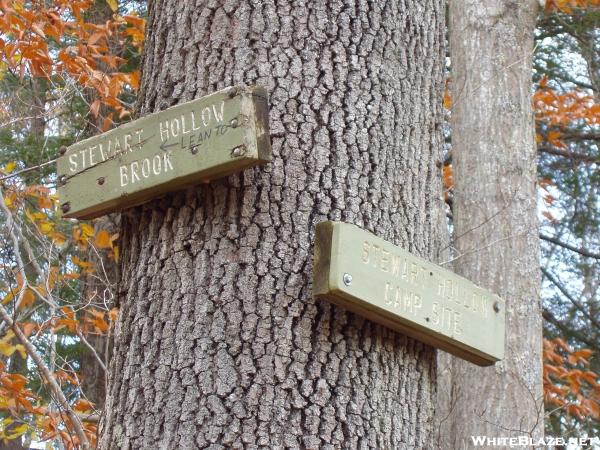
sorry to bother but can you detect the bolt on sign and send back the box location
[313,221,505,366]
[57,86,271,219]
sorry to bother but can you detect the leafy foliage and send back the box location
[535,1,600,437]
[544,339,599,434]
[0,0,144,447]
[0,0,144,130]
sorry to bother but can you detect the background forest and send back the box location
[0,0,597,448]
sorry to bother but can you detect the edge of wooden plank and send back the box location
[313,221,335,296]
[248,85,272,163]
[59,85,272,219]
[312,221,502,366]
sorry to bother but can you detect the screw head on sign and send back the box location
[58,175,67,186]
[343,273,353,286]
[61,202,70,214]
[493,301,501,313]
[231,146,246,158]
[191,146,199,155]
[97,177,105,185]
[228,87,238,98]
[59,145,67,156]
[230,117,239,128]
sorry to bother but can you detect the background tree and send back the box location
[437,1,544,448]
[98,1,447,448]
[437,0,600,444]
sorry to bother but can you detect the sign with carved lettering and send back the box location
[313,221,505,366]
[57,86,271,219]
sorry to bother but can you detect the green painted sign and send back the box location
[57,86,271,219]
[313,221,505,366]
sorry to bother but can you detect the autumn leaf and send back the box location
[71,256,94,273]
[2,290,15,305]
[1,161,16,174]
[85,309,109,332]
[31,23,45,38]
[443,164,454,190]
[443,89,452,109]
[106,0,118,12]
[0,331,23,358]
[73,399,94,413]
[129,69,140,89]
[79,223,94,238]
[102,113,113,131]
[18,288,35,310]
[0,340,17,357]
[90,99,101,118]
[5,423,28,439]
[94,230,112,249]
[572,349,593,359]
[20,322,37,337]
[51,231,67,248]
[108,307,119,322]
[39,221,54,234]
[38,195,53,209]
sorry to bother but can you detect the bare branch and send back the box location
[542,267,600,329]
[540,233,600,259]
[0,304,91,450]
[537,146,598,162]
[0,158,58,183]
[0,187,58,335]
[76,329,107,373]
[542,308,597,349]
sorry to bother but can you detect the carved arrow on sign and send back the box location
[57,85,271,219]
[159,141,178,152]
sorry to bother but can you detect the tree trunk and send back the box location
[438,1,543,448]
[99,1,446,448]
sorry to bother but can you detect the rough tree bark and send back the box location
[99,1,446,448]
[437,1,543,448]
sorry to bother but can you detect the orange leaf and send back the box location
[88,32,104,46]
[572,349,593,359]
[108,307,119,322]
[443,90,452,109]
[20,322,36,337]
[73,398,94,413]
[18,288,35,310]
[102,113,113,131]
[94,230,112,249]
[31,23,46,38]
[38,195,53,209]
[90,100,101,118]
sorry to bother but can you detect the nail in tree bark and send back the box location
[99,1,446,448]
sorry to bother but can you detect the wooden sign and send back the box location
[313,221,505,366]
[57,85,271,219]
